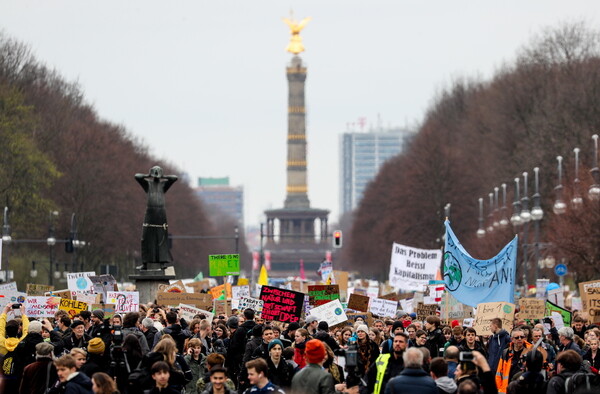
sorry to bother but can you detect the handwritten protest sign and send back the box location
[416,303,438,321]
[309,299,347,326]
[389,243,441,291]
[59,298,89,318]
[346,312,374,327]
[547,287,564,307]
[369,298,398,317]
[210,284,232,299]
[579,280,600,321]
[380,292,401,301]
[0,292,26,308]
[67,272,95,292]
[188,280,211,293]
[441,292,473,320]
[25,296,60,317]
[545,300,572,325]
[47,289,71,299]
[333,271,349,299]
[213,299,231,316]
[0,282,18,292]
[259,285,304,323]
[26,284,54,296]
[347,293,370,312]
[238,297,263,316]
[308,285,340,307]
[473,302,515,336]
[232,285,250,300]
[74,292,101,305]
[91,304,116,319]
[157,292,213,310]
[518,298,545,320]
[106,291,139,313]
[209,254,240,276]
[178,304,214,323]
[164,281,187,293]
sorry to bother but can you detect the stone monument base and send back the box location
[130,263,176,305]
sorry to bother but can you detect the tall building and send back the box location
[194,177,244,225]
[339,127,414,214]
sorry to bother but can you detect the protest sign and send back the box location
[347,293,370,312]
[441,292,473,320]
[74,292,101,305]
[164,281,187,293]
[59,298,88,317]
[156,292,213,310]
[308,285,340,307]
[88,275,117,302]
[209,254,240,276]
[26,284,54,296]
[424,283,445,304]
[545,300,572,325]
[547,287,564,308]
[389,243,441,291]
[0,282,18,292]
[579,280,600,314]
[309,299,347,326]
[259,285,304,323]
[518,298,545,321]
[188,280,212,293]
[346,312,374,327]
[178,304,214,323]
[0,291,26,308]
[67,272,95,292]
[47,289,71,299]
[333,271,349,298]
[399,298,414,314]
[473,302,515,336]
[210,284,232,300]
[238,297,264,316]
[416,303,438,321]
[370,298,398,317]
[213,299,231,316]
[25,296,60,317]
[106,291,139,313]
[536,279,550,299]
[380,292,401,301]
[232,285,250,300]
[91,304,115,319]
[319,261,333,282]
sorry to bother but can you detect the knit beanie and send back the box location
[451,320,461,328]
[356,324,369,334]
[305,339,326,364]
[92,309,105,320]
[392,320,404,333]
[268,339,283,352]
[29,320,42,334]
[227,316,239,329]
[88,337,106,354]
[287,322,300,331]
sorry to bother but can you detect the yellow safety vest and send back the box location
[373,353,391,394]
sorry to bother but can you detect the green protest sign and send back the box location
[545,300,572,326]
[209,254,240,276]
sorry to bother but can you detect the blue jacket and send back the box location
[384,367,437,394]
[487,329,510,372]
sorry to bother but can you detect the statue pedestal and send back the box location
[130,263,176,305]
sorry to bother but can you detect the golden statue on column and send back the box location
[282,15,311,54]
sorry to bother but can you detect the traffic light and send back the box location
[333,230,342,248]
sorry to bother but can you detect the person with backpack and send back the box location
[122,311,150,355]
[547,349,583,394]
[152,311,190,354]
[13,319,45,379]
[18,342,58,394]
[227,309,255,385]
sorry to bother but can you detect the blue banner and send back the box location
[443,220,517,307]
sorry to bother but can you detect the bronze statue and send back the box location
[135,166,178,270]
[283,15,311,55]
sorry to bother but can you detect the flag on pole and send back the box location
[443,220,517,307]
[257,265,269,286]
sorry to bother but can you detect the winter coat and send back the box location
[291,363,336,394]
[0,312,29,355]
[123,326,150,354]
[228,320,256,370]
[294,342,307,369]
[152,324,190,354]
[14,331,44,375]
[18,357,58,394]
[425,328,446,358]
[144,326,158,349]
[184,353,207,394]
[487,329,510,372]
[64,371,94,394]
[435,376,458,394]
[244,337,263,363]
[384,367,438,394]
[314,330,340,352]
[267,357,294,388]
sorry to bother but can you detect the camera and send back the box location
[152,308,160,314]
[12,303,21,309]
[111,325,124,346]
[334,342,362,388]
[459,351,473,362]
[543,317,552,324]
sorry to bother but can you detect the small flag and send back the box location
[258,265,268,286]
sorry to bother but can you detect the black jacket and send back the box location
[384,367,438,394]
[313,330,340,352]
[425,328,446,358]
[153,324,190,354]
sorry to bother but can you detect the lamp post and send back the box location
[510,178,523,228]
[572,148,583,208]
[530,167,543,281]
[500,183,509,227]
[47,211,58,286]
[554,156,567,214]
[486,192,495,233]
[590,134,600,199]
[2,207,11,282]
[477,198,486,238]
[520,172,531,286]
[493,187,500,228]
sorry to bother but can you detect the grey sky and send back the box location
[1,1,598,228]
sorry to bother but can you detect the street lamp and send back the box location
[2,207,11,244]
[553,156,567,214]
[510,178,523,227]
[493,187,500,228]
[500,183,509,227]
[520,172,531,223]
[589,134,600,199]
[531,167,543,281]
[477,198,486,238]
[486,193,495,233]
[572,148,583,208]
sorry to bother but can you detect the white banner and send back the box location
[238,297,263,317]
[389,243,440,291]
[309,299,347,326]
[25,296,60,318]
[67,272,95,292]
[232,285,250,300]
[106,291,139,313]
[369,298,398,317]
[178,304,214,323]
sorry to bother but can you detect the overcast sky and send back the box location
[1,1,599,228]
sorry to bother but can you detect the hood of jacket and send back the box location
[5,337,20,352]
[436,376,457,393]
[69,371,93,389]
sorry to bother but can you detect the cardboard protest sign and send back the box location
[238,297,264,316]
[545,300,572,325]
[416,303,438,321]
[347,293,370,312]
[518,298,545,321]
[25,296,60,317]
[164,281,187,293]
[106,291,139,313]
[333,271,349,294]
[26,284,54,296]
[370,298,398,317]
[579,280,600,321]
[259,285,304,323]
[380,292,401,301]
[157,292,213,310]
[232,285,250,300]
[346,312,374,327]
[309,299,347,326]
[59,298,89,318]
[399,298,414,314]
[547,287,564,307]
[47,289,71,299]
[74,292,101,305]
[188,280,211,293]
[178,304,214,323]
[88,275,117,302]
[308,285,340,307]
[389,243,441,291]
[91,304,116,319]
[210,284,232,299]
[473,302,515,336]
[67,272,95,292]
[213,299,231,316]
[209,254,240,276]
[441,292,473,320]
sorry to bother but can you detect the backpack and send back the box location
[564,371,600,394]
[1,349,16,377]
[127,352,163,394]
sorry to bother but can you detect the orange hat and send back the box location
[305,339,326,364]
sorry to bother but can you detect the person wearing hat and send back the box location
[356,324,380,376]
[266,339,294,389]
[19,341,58,394]
[304,316,319,337]
[80,337,108,378]
[313,321,340,352]
[381,321,405,354]
[55,319,91,356]
[282,322,300,345]
[88,309,105,338]
[291,339,344,394]
[14,319,45,378]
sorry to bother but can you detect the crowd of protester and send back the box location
[0,301,599,394]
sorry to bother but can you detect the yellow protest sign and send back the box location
[58,298,88,318]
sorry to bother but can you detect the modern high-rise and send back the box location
[339,127,414,214]
[194,177,244,225]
